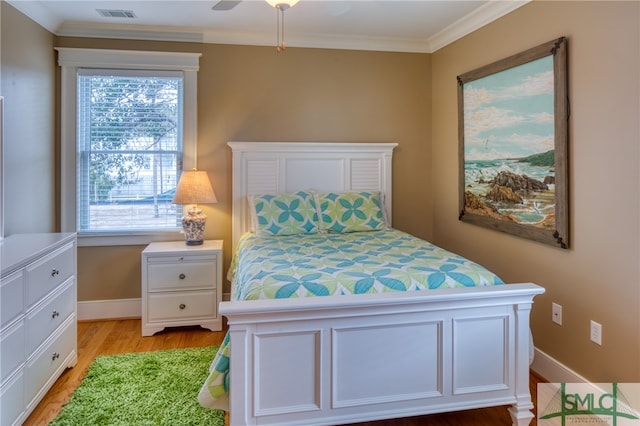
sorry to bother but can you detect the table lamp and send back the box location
[172,169,217,245]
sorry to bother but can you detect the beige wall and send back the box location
[1,2,57,234]
[431,1,639,382]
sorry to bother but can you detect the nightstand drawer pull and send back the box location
[52,310,60,318]
[51,269,60,277]
[179,303,186,310]
[179,273,186,280]
[52,352,60,361]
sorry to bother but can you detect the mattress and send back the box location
[198,228,504,410]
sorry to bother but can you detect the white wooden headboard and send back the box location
[228,141,397,251]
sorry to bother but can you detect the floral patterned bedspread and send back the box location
[198,228,504,410]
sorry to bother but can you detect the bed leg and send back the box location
[508,402,534,426]
[508,301,536,426]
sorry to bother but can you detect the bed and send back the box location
[198,141,544,426]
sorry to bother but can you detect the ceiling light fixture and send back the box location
[265,0,299,52]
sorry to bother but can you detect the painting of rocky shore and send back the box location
[457,37,569,248]
[464,150,556,229]
[460,52,557,231]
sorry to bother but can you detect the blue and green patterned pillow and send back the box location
[316,191,387,233]
[249,191,320,236]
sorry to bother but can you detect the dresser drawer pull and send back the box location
[52,352,60,361]
[179,273,186,280]
[51,268,60,277]
[179,303,186,310]
[52,310,60,318]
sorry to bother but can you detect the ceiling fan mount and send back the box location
[211,0,241,11]
[212,0,299,11]
[212,0,300,52]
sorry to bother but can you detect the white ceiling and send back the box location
[7,0,529,53]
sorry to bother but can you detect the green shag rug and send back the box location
[50,346,225,426]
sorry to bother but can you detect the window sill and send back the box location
[78,230,184,247]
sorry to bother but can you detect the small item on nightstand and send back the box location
[172,169,217,245]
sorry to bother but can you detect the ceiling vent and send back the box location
[96,9,137,19]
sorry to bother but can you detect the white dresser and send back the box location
[0,233,77,425]
[141,240,223,336]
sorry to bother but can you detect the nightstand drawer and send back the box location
[147,290,217,321]
[25,243,74,306]
[147,261,217,292]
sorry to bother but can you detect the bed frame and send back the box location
[220,141,544,426]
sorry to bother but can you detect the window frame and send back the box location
[57,48,201,246]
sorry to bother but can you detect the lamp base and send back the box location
[182,207,207,246]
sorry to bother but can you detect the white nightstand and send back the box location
[141,240,223,336]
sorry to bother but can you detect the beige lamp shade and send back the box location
[172,170,217,205]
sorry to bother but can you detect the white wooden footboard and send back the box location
[220,283,544,426]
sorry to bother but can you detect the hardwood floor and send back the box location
[24,319,543,426]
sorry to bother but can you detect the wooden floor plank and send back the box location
[23,319,542,426]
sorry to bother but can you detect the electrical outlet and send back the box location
[590,320,602,345]
[552,302,562,325]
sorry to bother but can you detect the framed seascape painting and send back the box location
[457,37,569,249]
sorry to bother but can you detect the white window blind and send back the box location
[77,70,184,233]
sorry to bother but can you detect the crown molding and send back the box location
[56,22,204,43]
[8,0,530,53]
[428,0,530,52]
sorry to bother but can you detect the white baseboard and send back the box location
[77,298,141,321]
[530,347,589,383]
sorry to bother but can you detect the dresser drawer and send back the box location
[147,290,216,321]
[1,271,24,328]
[1,321,25,382]
[26,243,75,306]
[24,315,75,405]
[1,370,25,426]
[26,279,75,354]
[147,260,216,292]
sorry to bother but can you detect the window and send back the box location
[57,48,201,246]
[77,71,183,232]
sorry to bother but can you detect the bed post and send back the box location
[508,301,536,426]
